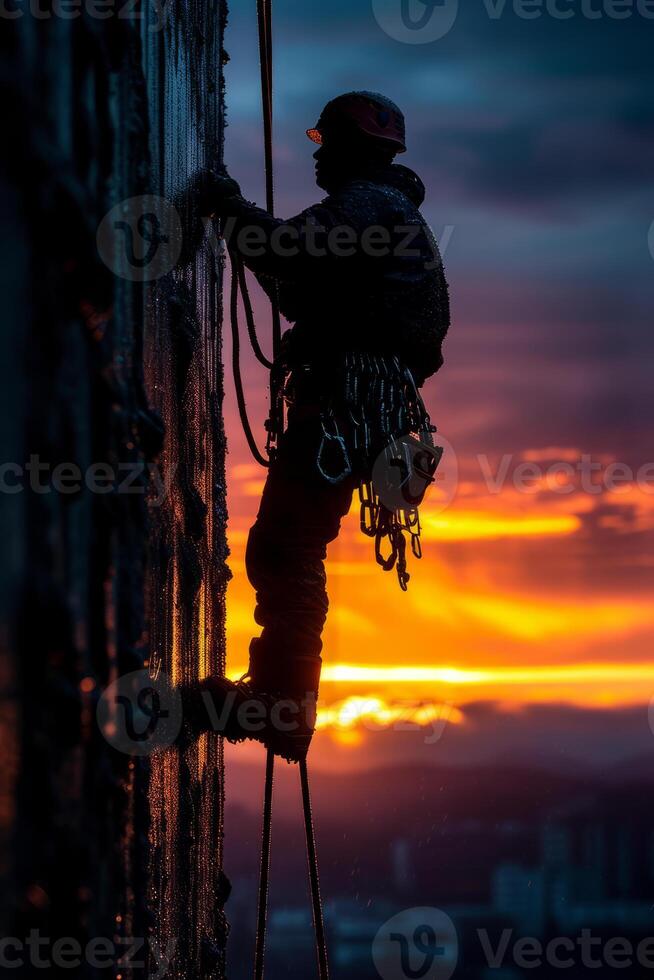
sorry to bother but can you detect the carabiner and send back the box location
[316,418,352,484]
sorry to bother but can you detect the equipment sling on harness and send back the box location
[310,351,442,590]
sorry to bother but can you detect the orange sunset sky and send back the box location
[222,340,654,764]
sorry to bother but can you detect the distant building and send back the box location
[492,864,546,935]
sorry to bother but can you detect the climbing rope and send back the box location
[256,0,284,457]
[300,758,330,980]
[229,250,270,467]
[253,749,330,980]
[237,254,274,370]
[254,747,275,980]
[227,0,283,469]
[256,0,274,216]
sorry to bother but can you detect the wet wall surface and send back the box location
[1,3,229,976]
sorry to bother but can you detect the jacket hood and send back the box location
[376,164,426,207]
[329,163,426,207]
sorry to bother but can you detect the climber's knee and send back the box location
[245,520,274,588]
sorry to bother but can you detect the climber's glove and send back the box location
[207,170,242,217]
[173,169,243,266]
[195,168,243,217]
[175,168,240,215]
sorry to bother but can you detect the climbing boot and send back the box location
[178,675,316,763]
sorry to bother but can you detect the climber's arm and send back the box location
[204,170,353,279]
[220,196,348,280]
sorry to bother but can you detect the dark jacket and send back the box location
[222,163,450,386]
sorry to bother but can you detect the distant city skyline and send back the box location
[224,759,654,978]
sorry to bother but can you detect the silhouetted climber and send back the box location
[182,92,450,761]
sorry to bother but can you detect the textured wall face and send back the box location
[0,3,228,976]
[142,3,231,978]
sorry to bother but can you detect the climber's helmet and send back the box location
[307,91,407,154]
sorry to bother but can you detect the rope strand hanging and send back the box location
[256,0,284,452]
[237,256,274,370]
[300,758,330,980]
[229,249,269,467]
[228,0,283,469]
[254,747,275,980]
